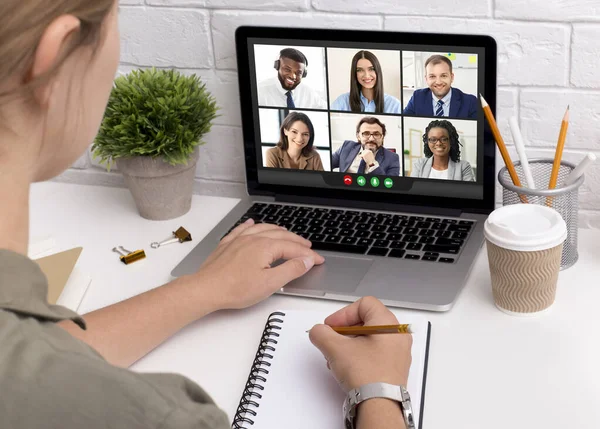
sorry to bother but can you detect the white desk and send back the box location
[30,182,600,429]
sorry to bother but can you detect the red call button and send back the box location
[343,175,352,185]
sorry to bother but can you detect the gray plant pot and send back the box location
[116,148,200,220]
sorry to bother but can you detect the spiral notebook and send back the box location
[232,310,431,429]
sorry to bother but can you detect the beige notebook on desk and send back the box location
[35,247,82,304]
[231,310,431,429]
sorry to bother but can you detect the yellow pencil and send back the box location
[479,94,527,203]
[332,324,413,336]
[546,106,570,206]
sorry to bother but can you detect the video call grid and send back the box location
[252,42,481,184]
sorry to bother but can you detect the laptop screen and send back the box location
[236,28,497,213]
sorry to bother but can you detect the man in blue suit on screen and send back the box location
[332,116,400,176]
[403,54,478,119]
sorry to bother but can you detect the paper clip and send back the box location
[112,246,146,265]
[151,226,192,249]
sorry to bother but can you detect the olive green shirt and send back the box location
[0,249,229,429]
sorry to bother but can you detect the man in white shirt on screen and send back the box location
[257,48,327,109]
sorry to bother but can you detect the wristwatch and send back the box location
[343,382,415,429]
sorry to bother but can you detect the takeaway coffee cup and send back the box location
[484,204,567,315]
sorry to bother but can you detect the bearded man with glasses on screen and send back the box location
[332,116,400,176]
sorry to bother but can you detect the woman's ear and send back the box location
[26,15,81,107]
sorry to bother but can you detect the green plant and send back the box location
[404,149,410,155]
[92,68,218,167]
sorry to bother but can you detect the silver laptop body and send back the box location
[171,26,497,312]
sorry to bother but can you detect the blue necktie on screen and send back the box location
[286,91,295,109]
[357,160,366,174]
[435,100,444,117]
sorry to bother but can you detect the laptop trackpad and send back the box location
[279,255,373,294]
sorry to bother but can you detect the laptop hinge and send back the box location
[274,194,463,217]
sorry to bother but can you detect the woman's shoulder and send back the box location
[409,156,429,177]
[453,159,474,180]
[305,149,322,159]
[331,92,350,108]
[448,158,472,170]
[265,146,284,165]
[266,146,282,157]
[305,150,324,170]
[382,93,401,113]
[412,156,428,168]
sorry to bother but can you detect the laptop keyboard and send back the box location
[222,203,476,263]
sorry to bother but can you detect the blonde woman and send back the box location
[0,2,410,428]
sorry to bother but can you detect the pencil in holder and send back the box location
[498,158,583,270]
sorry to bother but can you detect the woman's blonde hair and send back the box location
[0,0,114,100]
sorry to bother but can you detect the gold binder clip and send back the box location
[112,246,146,265]
[151,226,192,249]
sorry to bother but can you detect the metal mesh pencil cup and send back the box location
[498,158,583,270]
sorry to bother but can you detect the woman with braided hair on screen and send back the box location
[410,119,474,181]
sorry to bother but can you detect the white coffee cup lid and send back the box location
[484,204,567,251]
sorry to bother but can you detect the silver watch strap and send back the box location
[343,382,415,429]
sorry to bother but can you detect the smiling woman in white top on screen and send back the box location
[330,50,401,114]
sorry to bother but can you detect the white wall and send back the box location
[58,0,600,229]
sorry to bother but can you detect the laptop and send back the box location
[172,26,497,311]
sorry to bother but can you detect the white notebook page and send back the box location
[240,310,429,429]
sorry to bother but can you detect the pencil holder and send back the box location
[498,158,583,270]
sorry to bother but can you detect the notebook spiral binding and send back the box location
[232,311,286,428]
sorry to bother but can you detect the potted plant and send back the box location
[92,68,218,220]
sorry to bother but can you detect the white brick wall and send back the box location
[59,0,600,227]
